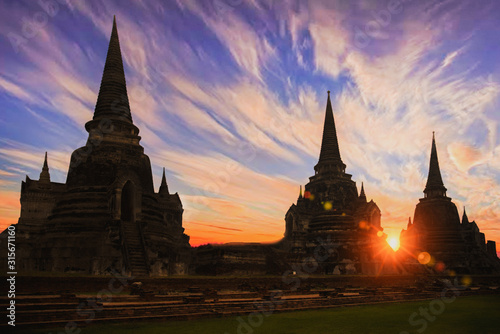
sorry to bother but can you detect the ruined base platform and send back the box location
[1,275,499,330]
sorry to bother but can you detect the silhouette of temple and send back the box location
[1,18,191,276]
[281,92,389,274]
[194,92,394,275]
[0,18,498,277]
[400,134,500,274]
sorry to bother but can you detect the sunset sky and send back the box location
[0,0,499,252]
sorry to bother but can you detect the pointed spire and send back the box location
[39,152,50,183]
[462,207,469,224]
[407,217,412,228]
[359,182,366,200]
[43,151,48,169]
[317,91,342,164]
[93,16,132,123]
[299,185,303,199]
[159,168,169,194]
[424,132,447,198]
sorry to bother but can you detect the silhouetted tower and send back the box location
[359,182,366,202]
[409,133,465,262]
[424,132,447,198]
[462,207,469,224]
[283,91,382,274]
[15,17,191,276]
[159,168,170,195]
[39,152,50,184]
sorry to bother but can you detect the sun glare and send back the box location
[387,237,400,251]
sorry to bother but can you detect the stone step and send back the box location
[129,252,146,256]
[129,255,145,260]
[130,257,146,265]
[129,260,146,264]
[130,263,147,267]
[129,261,146,265]
[121,222,148,276]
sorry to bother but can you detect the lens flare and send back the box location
[461,275,472,286]
[418,252,431,265]
[435,262,446,272]
[323,201,332,210]
[377,231,384,237]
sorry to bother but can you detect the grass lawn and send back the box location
[26,295,500,334]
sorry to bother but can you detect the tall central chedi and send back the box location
[11,18,191,276]
[282,92,385,275]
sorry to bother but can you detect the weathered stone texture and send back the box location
[0,18,190,276]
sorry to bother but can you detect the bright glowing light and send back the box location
[461,275,472,286]
[323,201,332,210]
[418,252,431,265]
[387,237,400,251]
[435,262,446,272]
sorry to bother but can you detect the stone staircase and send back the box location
[122,220,149,277]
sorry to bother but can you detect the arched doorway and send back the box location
[121,181,134,222]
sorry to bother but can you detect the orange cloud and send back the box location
[448,142,489,172]
[0,191,20,231]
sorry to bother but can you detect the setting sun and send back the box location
[387,237,400,251]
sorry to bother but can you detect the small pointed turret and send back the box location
[462,207,469,224]
[93,16,132,123]
[39,152,50,183]
[314,91,345,174]
[159,168,169,194]
[359,182,366,201]
[423,132,447,198]
[407,217,412,228]
[299,185,303,199]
